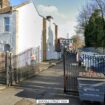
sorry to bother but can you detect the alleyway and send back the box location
[0,63,80,105]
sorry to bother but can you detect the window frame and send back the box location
[3,17,11,32]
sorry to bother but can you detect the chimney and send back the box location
[0,0,10,9]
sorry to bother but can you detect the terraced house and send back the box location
[0,0,59,62]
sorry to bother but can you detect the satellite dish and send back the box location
[4,44,10,52]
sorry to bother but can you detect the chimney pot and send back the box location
[46,16,53,21]
[0,0,10,9]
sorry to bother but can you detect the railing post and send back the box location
[5,51,9,86]
[9,52,12,86]
[63,48,66,92]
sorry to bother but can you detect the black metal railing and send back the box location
[0,47,40,86]
[10,47,40,85]
[63,49,79,94]
[0,53,6,84]
[79,53,105,74]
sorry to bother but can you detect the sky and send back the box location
[10,0,90,38]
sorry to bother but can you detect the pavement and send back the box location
[0,61,102,105]
[39,59,62,71]
[0,62,80,105]
[0,85,6,90]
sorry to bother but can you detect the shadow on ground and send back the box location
[14,63,102,105]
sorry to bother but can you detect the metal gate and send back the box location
[63,49,78,93]
[0,52,13,85]
[63,49,84,95]
[0,52,6,84]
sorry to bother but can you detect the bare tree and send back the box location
[72,35,84,50]
[95,0,105,28]
[95,0,105,17]
[76,3,97,35]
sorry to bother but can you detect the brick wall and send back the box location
[1,0,10,8]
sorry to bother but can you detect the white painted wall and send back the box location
[46,19,59,60]
[16,3,43,62]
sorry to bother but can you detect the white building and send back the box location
[0,0,59,62]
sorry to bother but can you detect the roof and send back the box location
[13,1,44,18]
[13,1,30,9]
[0,1,30,14]
[0,1,56,25]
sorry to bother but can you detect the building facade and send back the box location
[0,0,16,52]
[0,0,59,62]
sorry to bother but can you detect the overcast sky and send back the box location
[10,0,90,38]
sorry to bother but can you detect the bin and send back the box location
[78,72,105,104]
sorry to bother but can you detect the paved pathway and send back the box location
[0,63,101,105]
[15,63,80,105]
[0,63,80,105]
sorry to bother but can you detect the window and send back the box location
[4,17,10,32]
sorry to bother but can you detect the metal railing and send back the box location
[0,52,6,84]
[63,49,105,94]
[0,47,40,86]
[80,54,105,74]
[63,49,79,94]
[10,47,40,85]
